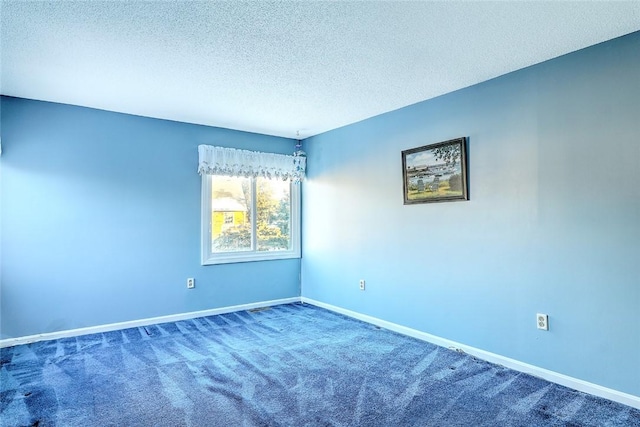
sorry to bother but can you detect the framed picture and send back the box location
[402,137,468,204]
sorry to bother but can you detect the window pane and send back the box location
[211,176,252,252]
[256,178,291,251]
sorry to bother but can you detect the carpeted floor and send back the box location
[1,303,639,426]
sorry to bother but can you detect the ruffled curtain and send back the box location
[198,145,305,182]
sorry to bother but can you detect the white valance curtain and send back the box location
[198,145,305,182]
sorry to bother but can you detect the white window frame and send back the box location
[201,174,301,265]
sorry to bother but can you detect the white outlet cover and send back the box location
[537,313,548,330]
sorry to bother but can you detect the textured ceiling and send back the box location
[1,1,639,139]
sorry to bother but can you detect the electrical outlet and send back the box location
[359,279,365,291]
[187,278,195,289]
[537,313,548,330]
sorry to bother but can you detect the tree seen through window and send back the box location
[211,176,291,253]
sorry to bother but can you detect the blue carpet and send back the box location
[1,303,639,426]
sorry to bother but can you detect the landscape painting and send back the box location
[402,137,468,204]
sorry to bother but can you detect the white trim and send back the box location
[201,174,301,265]
[301,297,640,410]
[4,295,638,410]
[0,297,300,349]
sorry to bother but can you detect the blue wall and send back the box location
[301,32,640,396]
[0,98,300,338]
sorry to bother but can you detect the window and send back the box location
[198,144,304,265]
[201,174,300,264]
[223,212,234,224]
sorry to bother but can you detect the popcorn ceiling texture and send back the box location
[1,1,639,138]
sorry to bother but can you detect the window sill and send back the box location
[202,250,301,265]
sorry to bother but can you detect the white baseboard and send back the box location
[4,295,639,410]
[0,297,300,348]
[301,297,640,410]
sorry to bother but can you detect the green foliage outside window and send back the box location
[214,178,291,252]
